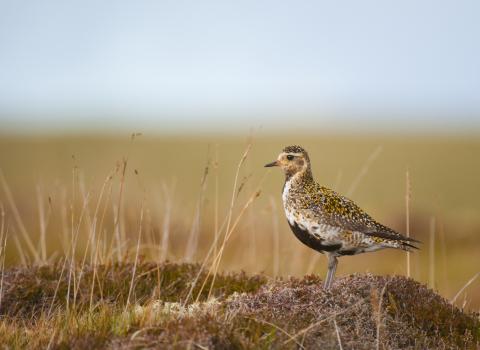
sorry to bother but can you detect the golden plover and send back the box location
[265,145,418,289]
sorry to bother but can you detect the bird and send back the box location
[265,145,419,289]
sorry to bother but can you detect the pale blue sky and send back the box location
[0,0,479,133]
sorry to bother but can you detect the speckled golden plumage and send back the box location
[266,145,419,289]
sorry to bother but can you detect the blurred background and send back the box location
[0,1,479,309]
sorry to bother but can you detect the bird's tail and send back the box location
[400,240,420,252]
[383,239,420,252]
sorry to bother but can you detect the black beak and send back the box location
[264,160,279,167]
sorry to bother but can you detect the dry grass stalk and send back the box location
[185,155,210,262]
[374,281,389,350]
[213,144,220,261]
[451,272,480,304]
[346,145,382,197]
[206,186,261,299]
[245,153,257,272]
[78,172,93,261]
[333,318,344,350]
[429,217,436,288]
[184,161,266,305]
[76,172,115,307]
[46,326,57,350]
[206,141,252,298]
[246,316,305,349]
[114,158,128,262]
[159,181,175,262]
[405,169,411,278]
[183,214,229,305]
[0,221,7,310]
[66,159,78,312]
[438,221,449,294]
[70,188,92,309]
[59,186,70,255]
[269,196,280,277]
[36,184,48,263]
[47,256,69,318]
[0,169,40,262]
[333,169,343,191]
[12,235,27,266]
[306,253,321,275]
[125,200,145,311]
[95,174,115,265]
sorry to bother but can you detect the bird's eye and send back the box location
[286,155,294,161]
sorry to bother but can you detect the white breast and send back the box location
[282,179,292,204]
[282,180,295,225]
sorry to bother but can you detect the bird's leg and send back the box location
[324,254,338,289]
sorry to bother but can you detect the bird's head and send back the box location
[265,145,311,179]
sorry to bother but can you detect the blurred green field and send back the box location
[0,133,479,310]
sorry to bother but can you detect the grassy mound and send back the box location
[0,262,478,349]
[0,261,267,318]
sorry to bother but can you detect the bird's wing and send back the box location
[310,186,419,243]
